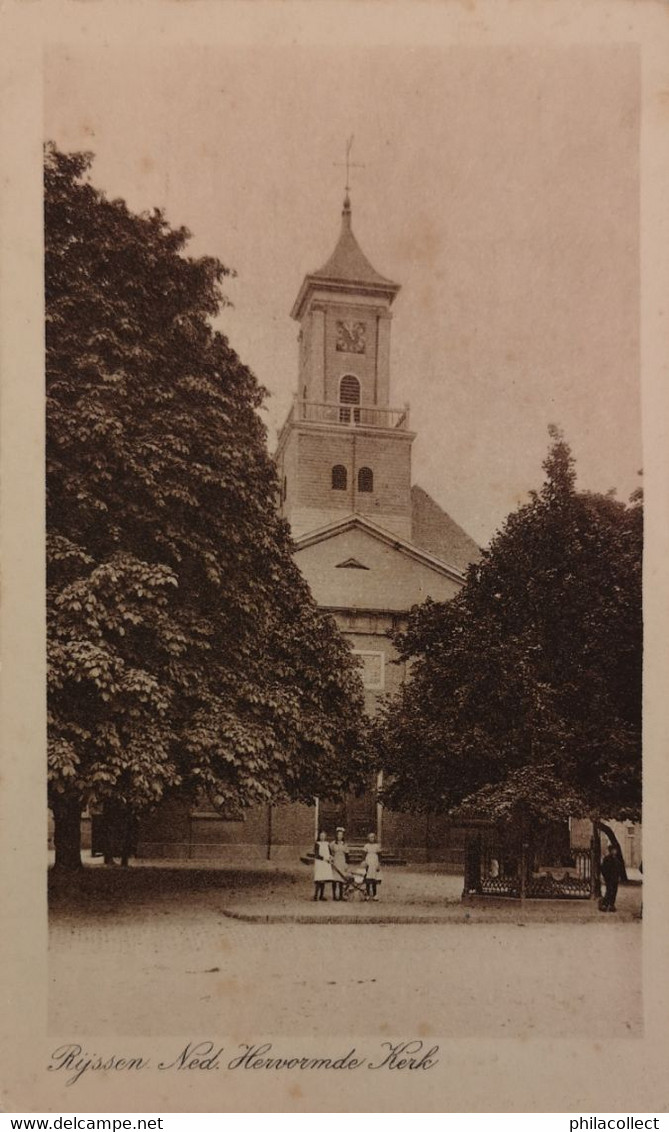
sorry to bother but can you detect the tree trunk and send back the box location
[102,800,118,865]
[463,833,483,896]
[51,795,83,869]
[597,822,628,883]
[518,805,531,902]
[590,821,601,899]
[266,804,273,861]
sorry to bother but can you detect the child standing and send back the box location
[363,832,382,900]
[313,830,333,901]
[330,827,349,901]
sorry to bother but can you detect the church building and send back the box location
[274,191,480,850]
[135,193,480,863]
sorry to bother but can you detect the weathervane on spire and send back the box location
[334,135,365,197]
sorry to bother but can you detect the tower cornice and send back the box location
[291,276,400,321]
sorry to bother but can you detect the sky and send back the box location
[45,42,641,546]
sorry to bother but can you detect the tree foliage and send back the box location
[450,765,590,825]
[46,145,368,863]
[377,430,642,822]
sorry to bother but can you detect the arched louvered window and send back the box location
[339,374,361,423]
[358,467,373,493]
[340,374,361,404]
[332,465,347,491]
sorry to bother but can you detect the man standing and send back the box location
[600,844,623,912]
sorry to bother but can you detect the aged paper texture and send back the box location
[2,0,669,1114]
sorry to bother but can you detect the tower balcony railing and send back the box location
[288,397,410,431]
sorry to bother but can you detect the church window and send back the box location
[335,557,369,570]
[352,651,385,690]
[340,374,360,404]
[339,374,361,423]
[332,464,347,490]
[358,466,373,493]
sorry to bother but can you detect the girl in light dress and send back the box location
[330,827,349,901]
[313,830,333,901]
[363,832,382,900]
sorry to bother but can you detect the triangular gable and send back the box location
[294,513,466,585]
[294,515,464,613]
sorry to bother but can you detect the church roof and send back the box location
[410,485,481,575]
[291,195,400,320]
[313,195,399,289]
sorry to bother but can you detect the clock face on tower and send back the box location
[336,319,366,354]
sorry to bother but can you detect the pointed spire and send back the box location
[310,196,398,290]
[290,194,400,320]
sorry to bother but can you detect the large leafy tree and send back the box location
[46,145,367,867]
[377,430,642,826]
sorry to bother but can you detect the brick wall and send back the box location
[336,626,407,714]
[299,307,325,403]
[288,427,413,537]
[277,423,299,520]
[137,799,315,862]
[322,303,380,405]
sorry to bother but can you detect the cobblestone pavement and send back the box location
[49,863,642,1039]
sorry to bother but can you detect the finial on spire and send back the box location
[334,135,364,212]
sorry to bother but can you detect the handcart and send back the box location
[333,862,368,901]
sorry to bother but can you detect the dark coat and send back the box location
[601,853,622,884]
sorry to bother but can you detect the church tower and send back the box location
[275,194,415,541]
[271,184,478,846]
[137,182,481,858]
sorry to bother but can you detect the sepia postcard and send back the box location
[1,0,669,1115]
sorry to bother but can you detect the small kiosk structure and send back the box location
[456,766,595,902]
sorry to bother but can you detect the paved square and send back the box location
[49,864,642,1038]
